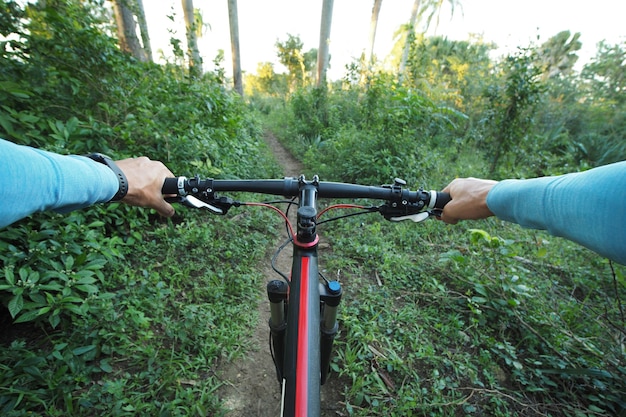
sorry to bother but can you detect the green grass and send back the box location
[0,205,280,416]
[319,214,626,416]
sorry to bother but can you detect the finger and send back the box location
[438,211,458,224]
[153,199,175,217]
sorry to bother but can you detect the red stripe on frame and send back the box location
[295,256,310,414]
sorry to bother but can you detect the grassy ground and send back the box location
[320,213,625,416]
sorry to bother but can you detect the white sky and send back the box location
[144,0,625,80]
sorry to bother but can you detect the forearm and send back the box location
[0,139,118,227]
[487,162,626,264]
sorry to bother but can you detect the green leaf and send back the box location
[39,284,64,291]
[72,345,96,356]
[49,313,61,328]
[75,275,97,285]
[99,359,113,373]
[64,256,75,270]
[3,266,15,286]
[75,284,99,294]
[8,294,24,318]
[14,309,40,323]
[468,228,491,245]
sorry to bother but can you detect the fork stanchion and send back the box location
[320,280,342,385]
[267,279,289,382]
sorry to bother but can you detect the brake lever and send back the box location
[166,196,224,214]
[390,212,429,223]
[389,210,442,223]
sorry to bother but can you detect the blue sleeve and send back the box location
[0,138,119,228]
[486,161,626,265]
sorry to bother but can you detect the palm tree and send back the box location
[228,0,243,95]
[181,0,202,77]
[398,0,420,80]
[111,0,147,61]
[367,0,383,66]
[135,0,152,62]
[316,0,334,86]
[536,31,581,80]
[398,0,460,81]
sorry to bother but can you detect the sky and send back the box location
[143,0,625,81]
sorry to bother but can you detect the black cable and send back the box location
[316,207,380,226]
[271,237,293,283]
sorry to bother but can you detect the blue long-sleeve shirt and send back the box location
[0,138,118,228]
[487,161,626,265]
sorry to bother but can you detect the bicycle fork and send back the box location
[267,277,343,385]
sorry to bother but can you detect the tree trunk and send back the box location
[135,0,152,62]
[316,0,334,86]
[367,0,382,66]
[111,0,146,62]
[228,0,243,95]
[398,0,420,82]
[181,0,202,78]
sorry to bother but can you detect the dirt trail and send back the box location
[216,132,344,416]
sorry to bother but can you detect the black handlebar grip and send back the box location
[162,177,182,195]
[432,191,452,209]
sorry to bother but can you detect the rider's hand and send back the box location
[115,157,175,217]
[439,178,498,224]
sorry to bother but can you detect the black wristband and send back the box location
[85,153,129,202]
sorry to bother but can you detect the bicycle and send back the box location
[162,175,450,417]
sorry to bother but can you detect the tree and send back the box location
[367,0,383,66]
[316,0,333,86]
[244,62,288,96]
[181,0,202,77]
[582,40,626,105]
[397,0,460,81]
[111,0,147,61]
[536,31,581,80]
[276,34,316,91]
[228,0,243,95]
[483,49,544,175]
[398,0,419,80]
[135,0,152,62]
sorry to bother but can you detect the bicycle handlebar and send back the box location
[162,176,451,220]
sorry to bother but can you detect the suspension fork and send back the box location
[320,279,341,385]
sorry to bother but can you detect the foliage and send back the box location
[534,30,582,81]
[398,35,495,111]
[244,62,289,98]
[275,34,317,91]
[0,0,279,414]
[479,48,546,176]
[581,40,626,106]
[571,40,626,167]
[276,74,468,185]
[319,215,625,416]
